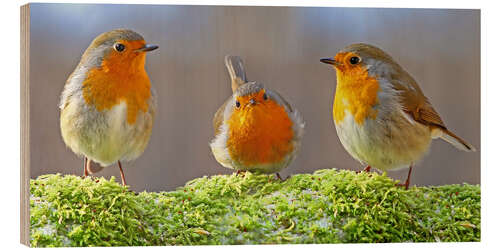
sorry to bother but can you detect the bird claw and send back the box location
[275,173,289,181]
[395,182,410,190]
[236,170,246,178]
[356,165,371,174]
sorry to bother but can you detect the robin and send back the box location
[210,55,305,179]
[59,29,158,186]
[320,43,475,189]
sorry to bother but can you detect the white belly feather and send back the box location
[60,97,154,167]
[335,109,432,171]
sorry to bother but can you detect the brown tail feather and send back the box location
[225,55,247,93]
[440,129,476,152]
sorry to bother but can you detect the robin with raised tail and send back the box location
[210,55,305,179]
[320,43,475,189]
[59,29,158,186]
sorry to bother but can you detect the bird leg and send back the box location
[83,157,89,177]
[396,165,413,190]
[118,161,127,186]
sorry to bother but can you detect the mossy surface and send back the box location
[30,169,480,246]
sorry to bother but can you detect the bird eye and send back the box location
[235,100,241,108]
[349,56,360,65]
[114,43,125,52]
[263,93,268,100]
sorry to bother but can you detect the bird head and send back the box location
[80,29,158,73]
[233,83,269,111]
[320,43,399,78]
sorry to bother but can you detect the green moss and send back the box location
[30,169,480,246]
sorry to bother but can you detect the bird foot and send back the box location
[395,165,413,190]
[275,173,289,181]
[356,165,371,174]
[236,170,246,177]
[395,182,410,190]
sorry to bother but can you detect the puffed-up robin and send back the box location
[210,55,305,179]
[59,29,158,186]
[320,43,475,189]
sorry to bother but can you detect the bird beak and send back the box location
[320,57,340,66]
[135,44,159,52]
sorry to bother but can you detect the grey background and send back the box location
[28,4,480,192]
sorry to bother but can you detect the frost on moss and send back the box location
[30,169,480,246]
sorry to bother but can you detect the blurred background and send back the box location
[28,4,480,192]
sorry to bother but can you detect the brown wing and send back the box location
[391,69,446,129]
[59,70,78,110]
[391,68,475,152]
[213,97,232,136]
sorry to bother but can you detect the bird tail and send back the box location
[438,128,476,152]
[225,55,248,93]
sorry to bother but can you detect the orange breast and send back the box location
[82,46,151,124]
[333,66,380,125]
[226,100,294,166]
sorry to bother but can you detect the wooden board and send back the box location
[20,3,30,246]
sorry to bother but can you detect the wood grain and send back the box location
[20,3,30,246]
